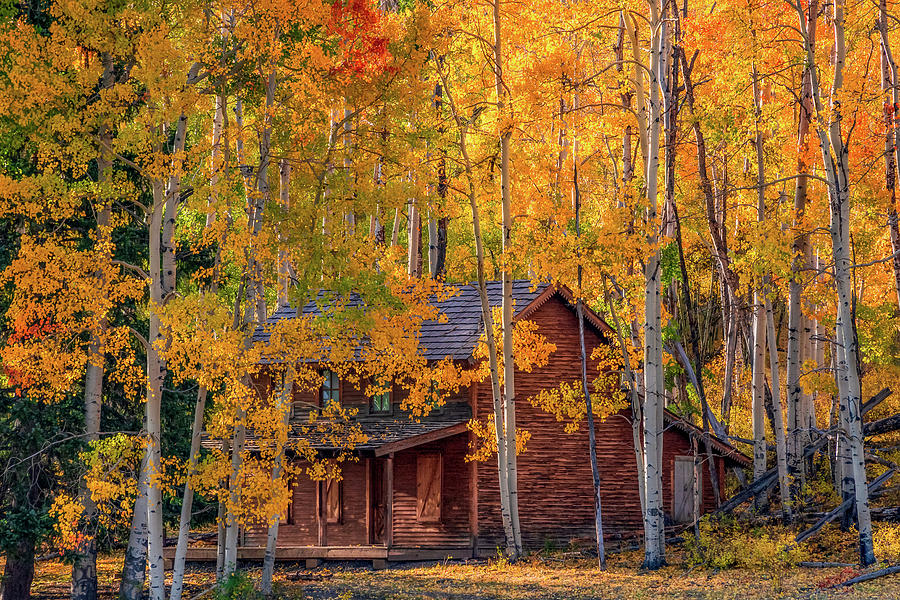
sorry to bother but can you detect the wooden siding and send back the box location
[244,460,368,547]
[391,434,472,548]
[475,294,728,552]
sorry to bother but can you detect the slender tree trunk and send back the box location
[613,18,645,513]
[224,65,278,579]
[72,238,107,600]
[432,79,449,279]
[878,0,900,312]
[436,63,515,557]
[492,0,522,557]
[793,0,875,565]
[72,57,117,600]
[260,368,294,594]
[145,179,167,600]
[750,65,769,513]
[575,143,605,569]
[751,292,767,511]
[766,299,792,521]
[223,410,246,577]
[691,436,701,538]
[786,0,816,477]
[834,325,854,530]
[632,1,666,570]
[216,441,228,582]
[407,196,421,277]
[391,208,401,247]
[168,387,208,600]
[118,448,149,600]
[277,159,291,307]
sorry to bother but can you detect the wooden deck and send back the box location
[164,545,388,561]
[162,545,474,569]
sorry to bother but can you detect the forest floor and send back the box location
[20,545,900,600]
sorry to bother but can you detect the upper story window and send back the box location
[320,369,340,407]
[370,379,392,414]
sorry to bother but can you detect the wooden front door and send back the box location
[673,456,699,523]
[371,458,386,544]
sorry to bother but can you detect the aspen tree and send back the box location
[750,65,768,511]
[492,0,523,557]
[436,60,517,558]
[786,0,817,477]
[626,2,666,568]
[790,0,875,565]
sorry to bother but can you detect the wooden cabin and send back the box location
[196,281,748,567]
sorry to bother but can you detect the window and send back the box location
[370,379,392,413]
[325,478,342,524]
[320,370,340,407]
[416,453,442,522]
[427,380,445,414]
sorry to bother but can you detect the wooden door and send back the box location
[371,459,385,544]
[673,456,697,523]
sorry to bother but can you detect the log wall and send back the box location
[475,294,729,552]
[391,433,472,548]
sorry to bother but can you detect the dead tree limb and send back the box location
[795,469,895,544]
[865,413,900,437]
[861,388,892,415]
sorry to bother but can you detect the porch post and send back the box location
[316,479,327,546]
[385,453,394,550]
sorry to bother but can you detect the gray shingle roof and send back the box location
[253,280,550,361]
[203,403,473,456]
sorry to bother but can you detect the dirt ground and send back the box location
[19,549,900,600]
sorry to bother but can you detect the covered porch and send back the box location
[183,421,474,569]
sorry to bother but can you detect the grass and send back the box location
[16,545,900,600]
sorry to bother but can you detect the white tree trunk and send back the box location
[765,299,792,521]
[751,292,767,511]
[491,0,522,557]
[146,179,167,600]
[223,409,246,578]
[260,369,294,594]
[118,451,149,600]
[277,159,291,307]
[792,0,875,565]
[640,0,666,570]
[168,386,208,600]
[407,197,420,277]
[436,61,516,559]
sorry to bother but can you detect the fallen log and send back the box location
[865,413,900,437]
[679,389,893,534]
[712,436,830,517]
[832,564,900,588]
[872,506,900,521]
[795,469,895,544]
[799,561,854,568]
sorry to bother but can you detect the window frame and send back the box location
[320,369,340,407]
[369,378,393,414]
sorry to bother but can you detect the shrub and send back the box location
[684,517,806,570]
[215,572,264,600]
[874,522,900,563]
